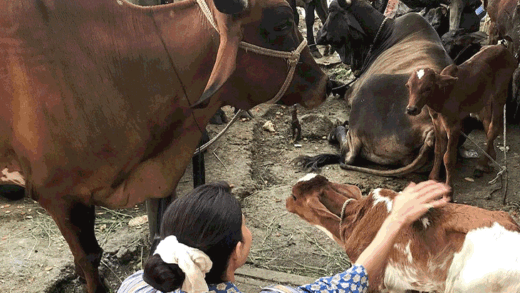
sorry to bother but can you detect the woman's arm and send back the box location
[355,180,450,287]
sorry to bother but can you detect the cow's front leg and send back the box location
[444,122,461,196]
[449,0,464,31]
[429,111,447,181]
[39,196,105,293]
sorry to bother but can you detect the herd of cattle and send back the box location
[1,0,520,292]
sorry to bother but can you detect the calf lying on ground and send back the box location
[286,174,520,292]
[405,44,517,196]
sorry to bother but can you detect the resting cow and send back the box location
[286,174,520,292]
[0,0,329,292]
[405,44,517,193]
[301,0,453,176]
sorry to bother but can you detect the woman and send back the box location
[118,180,450,293]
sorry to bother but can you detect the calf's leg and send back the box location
[443,121,461,197]
[39,196,105,293]
[429,112,447,181]
[475,103,502,176]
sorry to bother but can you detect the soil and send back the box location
[2,12,520,293]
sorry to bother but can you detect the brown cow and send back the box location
[485,0,520,119]
[286,174,520,292]
[0,0,329,292]
[405,44,517,195]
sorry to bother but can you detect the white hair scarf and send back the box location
[154,236,213,293]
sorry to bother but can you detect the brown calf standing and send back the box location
[286,174,520,292]
[405,44,517,196]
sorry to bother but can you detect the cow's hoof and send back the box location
[309,45,323,59]
[323,46,335,56]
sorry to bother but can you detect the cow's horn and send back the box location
[213,0,249,14]
[337,0,352,8]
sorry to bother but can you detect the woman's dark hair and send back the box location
[143,181,243,292]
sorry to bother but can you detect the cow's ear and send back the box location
[346,14,365,36]
[330,182,362,200]
[192,15,242,109]
[436,74,458,88]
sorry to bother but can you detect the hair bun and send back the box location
[143,254,185,292]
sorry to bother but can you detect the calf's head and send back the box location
[194,0,329,110]
[405,66,458,116]
[286,173,362,243]
[316,0,373,74]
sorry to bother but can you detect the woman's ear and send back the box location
[233,240,245,261]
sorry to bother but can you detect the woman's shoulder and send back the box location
[118,270,161,293]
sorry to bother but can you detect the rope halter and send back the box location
[196,0,307,104]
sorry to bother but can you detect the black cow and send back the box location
[300,0,454,178]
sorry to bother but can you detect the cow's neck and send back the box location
[348,1,387,48]
[341,196,387,261]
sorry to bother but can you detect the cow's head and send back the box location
[193,0,329,110]
[286,173,362,244]
[316,0,372,74]
[424,6,449,36]
[405,66,458,116]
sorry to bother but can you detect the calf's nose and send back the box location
[406,106,420,116]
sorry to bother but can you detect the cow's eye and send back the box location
[291,194,297,200]
[274,19,292,32]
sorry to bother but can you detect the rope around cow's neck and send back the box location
[360,17,389,75]
[196,0,307,105]
[190,0,308,155]
[340,17,389,92]
[458,104,508,203]
[339,198,355,240]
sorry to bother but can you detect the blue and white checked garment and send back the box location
[117,264,368,293]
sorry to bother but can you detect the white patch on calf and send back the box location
[385,262,440,292]
[314,225,335,241]
[372,188,393,213]
[404,241,413,263]
[445,223,520,293]
[421,217,430,229]
[1,168,25,186]
[298,173,318,182]
[417,69,425,79]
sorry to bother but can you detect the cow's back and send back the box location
[346,13,452,166]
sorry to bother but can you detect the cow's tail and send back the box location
[339,130,435,177]
[294,154,342,171]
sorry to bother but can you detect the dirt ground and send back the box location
[2,12,520,293]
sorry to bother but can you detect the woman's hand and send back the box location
[389,180,451,227]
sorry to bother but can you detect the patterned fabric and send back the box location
[118,264,368,293]
[297,264,369,293]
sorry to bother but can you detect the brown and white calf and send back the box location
[286,174,520,293]
[405,44,518,195]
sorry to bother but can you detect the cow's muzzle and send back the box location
[406,106,421,116]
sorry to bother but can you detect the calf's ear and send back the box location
[440,64,458,76]
[436,74,458,88]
